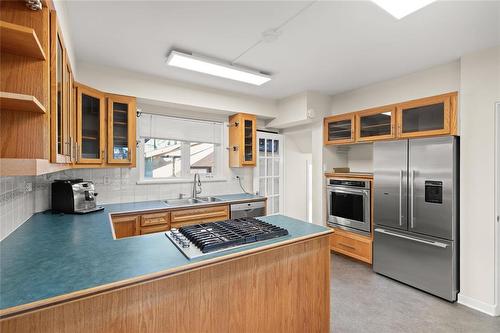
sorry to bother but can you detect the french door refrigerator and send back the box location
[373,136,459,301]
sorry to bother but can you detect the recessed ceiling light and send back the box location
[371,0,436,19]
[166,51,271,86]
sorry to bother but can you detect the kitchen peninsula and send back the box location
[0,196,332,333]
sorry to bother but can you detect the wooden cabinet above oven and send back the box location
[324,92,458,146]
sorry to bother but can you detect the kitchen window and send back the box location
[138,114,224,183]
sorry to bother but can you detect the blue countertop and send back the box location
[0,194,330,313]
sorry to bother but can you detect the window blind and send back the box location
[138,113,223,144]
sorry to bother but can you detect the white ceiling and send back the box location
[65,1,500,99]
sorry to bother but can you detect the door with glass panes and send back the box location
[253,132,284,215]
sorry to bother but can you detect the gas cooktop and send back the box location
[165,217,289,259]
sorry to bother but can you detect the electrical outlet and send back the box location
[103,176,111,185]
[25,182,33,192]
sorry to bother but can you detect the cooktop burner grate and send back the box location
[165,217,289,259]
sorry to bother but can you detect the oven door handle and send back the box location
[328,188,369,196]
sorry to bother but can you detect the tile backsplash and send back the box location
[0,175,51,241]
[0,167,253,241]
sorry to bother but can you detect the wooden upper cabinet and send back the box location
[397,92,457,138]
[324,113,355,145]
[50,11,72,164]
[229,113,256,167]
[67,62,76,163]
[323,92,458,146]
[356,106,396,142]
[75,83,105,164]
[107,93,136,166]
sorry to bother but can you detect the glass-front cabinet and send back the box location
[76,84,105,164]
[243,117,255,164]
[107,94,136,165]
[397,93,455,138]
[50,11,72,163]
[229,113,256,167]
[324,113,355,145]
[356,106,396,142]
[323,92,457,146]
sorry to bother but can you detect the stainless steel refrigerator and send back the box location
[373,136,459,301]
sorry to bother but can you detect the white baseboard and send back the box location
[458,294,499,316]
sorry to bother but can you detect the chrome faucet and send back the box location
[192,173,202,199]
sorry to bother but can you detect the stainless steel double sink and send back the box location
[164,196,224,206]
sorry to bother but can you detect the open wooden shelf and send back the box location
[0,92,46,113]
[0,20,46,60]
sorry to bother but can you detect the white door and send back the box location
[253,132,284,215]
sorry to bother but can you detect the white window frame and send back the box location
[137,116,228,185]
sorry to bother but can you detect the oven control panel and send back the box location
[328,179,370,189]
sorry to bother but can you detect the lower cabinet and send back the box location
[140,224,170,235]
[140,212,170,227]
[330,228,372,264]
[171,205,229,228]
[111,204,229,239]
[112,215,140,239]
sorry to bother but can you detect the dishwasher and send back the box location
[230,201,266,219]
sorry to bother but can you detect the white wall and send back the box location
[458,46,500,316]
[283,129,311,221]
[329,60,460,116]
[76,62,278,119]
[267,91,331,129]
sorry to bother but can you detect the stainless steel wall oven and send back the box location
[327,179,371,235]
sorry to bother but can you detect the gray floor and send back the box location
[330,253,500,333]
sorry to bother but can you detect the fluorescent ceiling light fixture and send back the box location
[371,0,436,19]
[166,51,271,86]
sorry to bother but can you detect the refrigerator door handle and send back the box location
[375,228,448,248]
[410,169,415,229]
[399,170,403,226]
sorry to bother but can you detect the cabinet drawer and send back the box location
[171,205,229,225]
[140,224,170,235]
[140,212,170,227]
[330,230,372,264]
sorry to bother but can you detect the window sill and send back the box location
[136,177,228,185]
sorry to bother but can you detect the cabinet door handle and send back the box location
[399,170,403,226]
[410,170,415,229]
